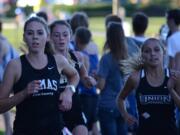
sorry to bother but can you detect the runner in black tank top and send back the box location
[13,54,63,135]
[135,69,177,135]
[0,16,79,135]
[50,20,96,135]
[59,50,86,131]
[117,38,180,135]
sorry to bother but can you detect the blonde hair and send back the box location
[120,38,165,75]
[119,52,143,75]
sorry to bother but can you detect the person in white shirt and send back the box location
[166,9,180,68]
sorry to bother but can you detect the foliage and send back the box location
[5,4,16,17]
[170,0,180,8]
[150,0,171,5]
[5,6,33,18]
[124,3,170,17]
[148,0,180,8]
[52,2,174,17]
[53,2,112,17]
[138,4,169,16]
[3,0,180,18]
[23,6,34,16]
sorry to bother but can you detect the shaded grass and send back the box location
[146,17,165,36]
[0,130,4,135]
[89,17,105,32]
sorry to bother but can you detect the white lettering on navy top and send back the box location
[139,94,171,105]
[33,78,58,97]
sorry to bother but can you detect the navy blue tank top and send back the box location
[13,54,63,132]
[135,69,177,135]
[59,50,80,92]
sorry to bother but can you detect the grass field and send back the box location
[2,17,165,55]
[0,131,3,135]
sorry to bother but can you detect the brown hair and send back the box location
[49,20,72,35]
[24,16,54,54]
[103,14,122,52]
[106,22,128,60]
[70,12,89,34]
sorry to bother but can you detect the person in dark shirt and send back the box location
[0,16,79,135]
[50,20,96,135]
[117,38,180,135]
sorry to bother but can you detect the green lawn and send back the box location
[0,130,4,135]
[2,17,165,55]
[89,17,105,32]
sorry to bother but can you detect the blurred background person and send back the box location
[70,11,100,134]
[166,9,180,69]
[74,26,100,135]
[130,12,149,47]
[0,20,19,135]
[96,22,128,135]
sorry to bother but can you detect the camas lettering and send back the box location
[32,79,58,97]
[39,79,57,91]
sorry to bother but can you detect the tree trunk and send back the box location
[112,0,120,15]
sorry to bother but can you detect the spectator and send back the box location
[74,26,100,135]
[166,9,180,69]
[70,11,100,134]
[131,12,149,47]
[96,22,128,135]
[0,20,19,135]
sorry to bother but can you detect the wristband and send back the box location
[66,85,76,93]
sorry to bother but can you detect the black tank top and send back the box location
[13,54,63,132]
[59,50,80,92]
[135,69,177,135]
